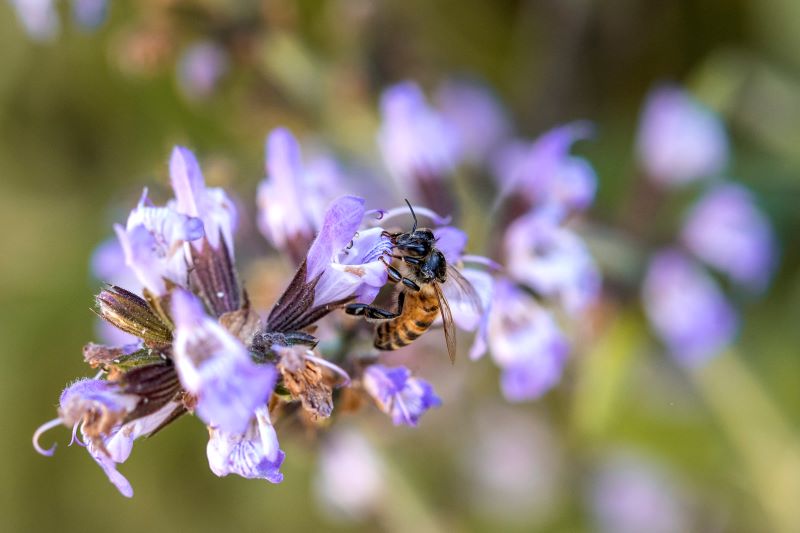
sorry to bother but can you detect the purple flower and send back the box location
[681,183,776,292]
[57,379,139,434]
[636,85,729,187]
[493,123,596,219]
[207,406,285,483]
[171,289,277,433]
[72,0,107,29]
[114,190,204,296]
[314,429,385,519]
[258,128,336,262]
[10,0,59,41]
[590,454,689,533]
[478,279,569,402]
[642,249,738,367]
[169,146,237,254]
[504,212,601,315]
[176,41,229,100]
[363,365,441,426]
[378,82,460,212]
[435,78,510,166]
[306,196,392,306]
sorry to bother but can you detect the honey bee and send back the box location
[345,201,482,363]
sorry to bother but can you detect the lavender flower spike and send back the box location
[681,183,776,292]
[171,289,277,433]
[207,406,285,483]
[642,249,738,367]
[306,196,392,306]
[169,146,237,254]
[114,189,204,295]
[636,85,729,187]
[363,365,441,426]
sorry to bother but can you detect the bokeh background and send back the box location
[2,1,800,532]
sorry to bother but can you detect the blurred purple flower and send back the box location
[207,406,285,483]
[642,249,738,366]
[10,0,59,41]
[505,212,601,315]
[590,454,689,533]
[637,85,729,187]
[171,289,276,433]
[114,190,204,296]
[473,278,569,402]
[363,364,441,426]
[72,0,107,29]
[258,128,339,262]
[378,82,460,212]
[306,196,392,306]
[176,41,229,100]
[494,122,596,219]
[681,183,776,292]
[435,78,511,166]
[314,428,385,520]
[169,146,237,254]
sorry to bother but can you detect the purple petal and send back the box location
[172,289,277,433]
[486,279,569,400]
[207,406,285,483]
[642,249,738,367]
[168,146,237,253]
[494,122,596,217]
[681,183,776,292]
[312,227,392,306]
[433,226,468,264]
[636,85,729,186]
[10,0,59,41]
[363,365,441,427]
[435,78,511,165]
[87,443,134,498]
[378,81,461,186]
[306,195,366,281]
[72,0,107,29]
[257,128,319,256]
[504,212,601,315]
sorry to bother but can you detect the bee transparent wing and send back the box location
[442,265,484,328]
[433,282,457,364]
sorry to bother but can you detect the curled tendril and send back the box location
[364,208,387,220]
[33,418,63,456]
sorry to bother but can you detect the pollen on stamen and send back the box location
[33,418,63,457]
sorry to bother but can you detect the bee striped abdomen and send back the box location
[374,287,439,351]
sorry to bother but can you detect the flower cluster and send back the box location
[34,78,603,496]
[377,80,601,401]
[636,85,777,366]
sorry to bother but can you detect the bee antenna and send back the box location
[404,199,418,231]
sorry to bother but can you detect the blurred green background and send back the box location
[2,1,800,532]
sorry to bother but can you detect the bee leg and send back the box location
[401,278,420,291]
[344,304,400,320]
[345,292,406,320]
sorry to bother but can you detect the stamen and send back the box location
[373,205,451,227]
[461,255,503,271]
[304,352,351,387]
[33,418,63,456]
[68,422,87,447]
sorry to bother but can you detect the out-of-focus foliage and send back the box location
[3,1,800,532]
